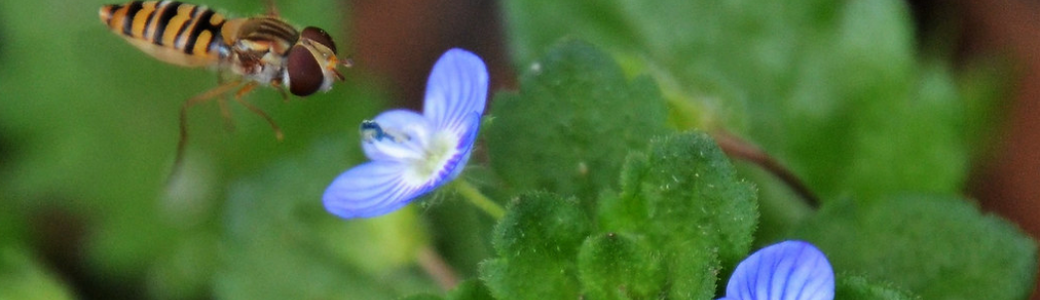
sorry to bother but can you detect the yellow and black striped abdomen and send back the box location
[101,1,229,67]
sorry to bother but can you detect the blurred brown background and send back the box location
[955,0,1040,269]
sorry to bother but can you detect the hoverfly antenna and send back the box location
[332,68,346,81]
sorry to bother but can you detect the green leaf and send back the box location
[504,0,986,204]
[795,195,1038,300]
[835,274,916,300]
[0,246,74,300]
[577,233,664,300]
[400,279,495,300]
[447,279,494,300]
[399,295,444,300]
[599,132,758,299]
[485,40,669,207]
[481,192,591,300]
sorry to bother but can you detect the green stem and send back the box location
[453,180,505,220]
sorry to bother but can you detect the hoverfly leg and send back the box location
[265,0,281,17]
[234,81,259,99]
[171,80,244,181]
[271,80,291,102]
[332,68,345,81]
[276,86,290,103]
[216,74,236,132]
[217,98,234,131]
[232,96,284,141]
[232,81,283,141]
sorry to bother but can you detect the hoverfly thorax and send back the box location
[99,1,354,178]
[285,27,345,96]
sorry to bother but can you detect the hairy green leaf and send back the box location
[795,195,1038,300]
[485,40,668,207]
[578,233,664,300]
[481,192,591,300]
[600,132,758,299]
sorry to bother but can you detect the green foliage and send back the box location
[446,280,494,300]
[795,195,1038,300]
[480,192,590,300]
[835,275,917,300]
[599,132,758,299]
[577,233,664,300]
[216,140,438,300]
[0,0,1034,298]
[399,295,444,300]
[485,40,669,206]
[0,246,74,300]
[504,0,989,203]
[603,133,758,269]
[481,41,759,300]
[396,280,493,300]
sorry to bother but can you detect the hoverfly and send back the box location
[99,0,350,173]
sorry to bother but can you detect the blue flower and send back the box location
[719,240,835,300]
[323,49,488,219]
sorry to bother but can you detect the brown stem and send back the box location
[712,130,821,209]
[417,246,459,291]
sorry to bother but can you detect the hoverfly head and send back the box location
[284,27,347,96]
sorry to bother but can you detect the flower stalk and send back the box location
[452,179,505,220]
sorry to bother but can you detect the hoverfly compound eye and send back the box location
[286,45,324,96]
[301,27,337,54]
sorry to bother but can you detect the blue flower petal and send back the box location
[361,109,432,162]
[442,112,482,182]
[325,48,489,220]
[722,240,834,300]
[423,48,488,131]
[323,160,432,219]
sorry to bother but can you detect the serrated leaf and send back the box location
[480,192,591,300]
[599,132,758,299]
[795,195,1038,300]
[578,233,664,300]
[835,274,916,300]
[485,40,669,207]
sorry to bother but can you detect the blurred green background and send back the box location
[2,0,1039,299]
[0,0,495,299]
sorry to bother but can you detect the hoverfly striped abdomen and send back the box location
[100,1,352,178]
[100,1,230,67]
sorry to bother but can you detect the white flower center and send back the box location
[401,129,459,185]
[362,119,461,187]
